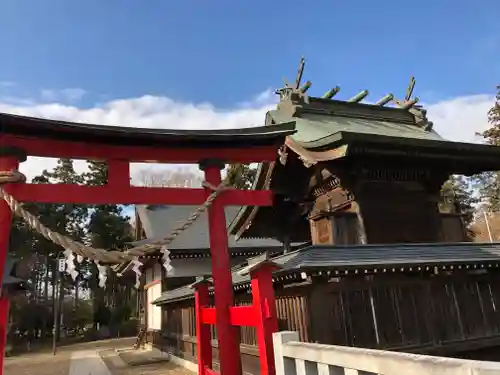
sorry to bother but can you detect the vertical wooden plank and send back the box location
[450,283,465,338]
[295,359,307,375]
[317,363,345,375]
[316,363,330,375]
[368,288,380,346]
[339,292,350,345]
[298,295,309,342]
[392,286,405,344]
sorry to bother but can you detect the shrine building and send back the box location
[133,60,500,372]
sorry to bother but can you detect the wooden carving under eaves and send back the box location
[285,137,348,168]
[309,187,354,220]
[310,218,333,245]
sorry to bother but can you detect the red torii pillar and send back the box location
[191,278,213,375]
[192,250,281,375]
[248,258,280,375]
[201,159,243,375]
[0,147,24,372]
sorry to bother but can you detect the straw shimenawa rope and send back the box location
[0,169,229,264]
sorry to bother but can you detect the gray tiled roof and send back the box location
[135,205,285,250]
[153,242,500,305]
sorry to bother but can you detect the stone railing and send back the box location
[273,331,500,375]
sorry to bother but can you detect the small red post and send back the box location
[0,298,8,369]
[0,148,22,375]
[191,278,213,375]
[201,160,242,375]
[249,259,280,375]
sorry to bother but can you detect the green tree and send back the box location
[482,85,500,143]
[440,175,478,227]
[63,299,93,333]
[83,161,134,326]
[27,159,88,341]
[475,85,500,211]
[226,164,257,189]
[84,160,132,256]
[8,159,136,342]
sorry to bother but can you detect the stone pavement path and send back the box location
[70,350,112,375]
[4,350,72,375]
[4,338,192,375]
[4,338,130,375]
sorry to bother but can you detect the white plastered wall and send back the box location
[145,263,162,331]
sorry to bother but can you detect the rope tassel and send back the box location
[63,249,79,281]
[161,245,173,274]
[132,258,143,289]
[278,145,288,165]
[95,261,108,288]
[0,169,231,284]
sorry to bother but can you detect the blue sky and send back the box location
[1,0,499,107]
[0,0,498,183]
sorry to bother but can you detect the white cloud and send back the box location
[0,81,16,87]
[0,91,494,182]
[237,88,276,109]
[40,88,87,103]
[426,94,494,143]
[0,91,276,181]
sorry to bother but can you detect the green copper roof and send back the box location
[264,57,441,150]
[268,109,444,149]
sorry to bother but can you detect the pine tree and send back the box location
[43,159,88,340]
[12,159,89,341]
[84,161,132,251]
[83,160,134,328]
[42,159,88,241]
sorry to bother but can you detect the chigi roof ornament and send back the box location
[275,56,312,103]
[275,57,433,131]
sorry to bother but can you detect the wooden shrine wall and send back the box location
[311,212,467,246]
[151,272,500,372]
[356,182,443,243]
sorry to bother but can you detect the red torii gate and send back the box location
[0,112,295,375]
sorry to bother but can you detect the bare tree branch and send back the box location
[136,167,204,188]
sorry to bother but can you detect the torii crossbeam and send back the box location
[0,112,295,375]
